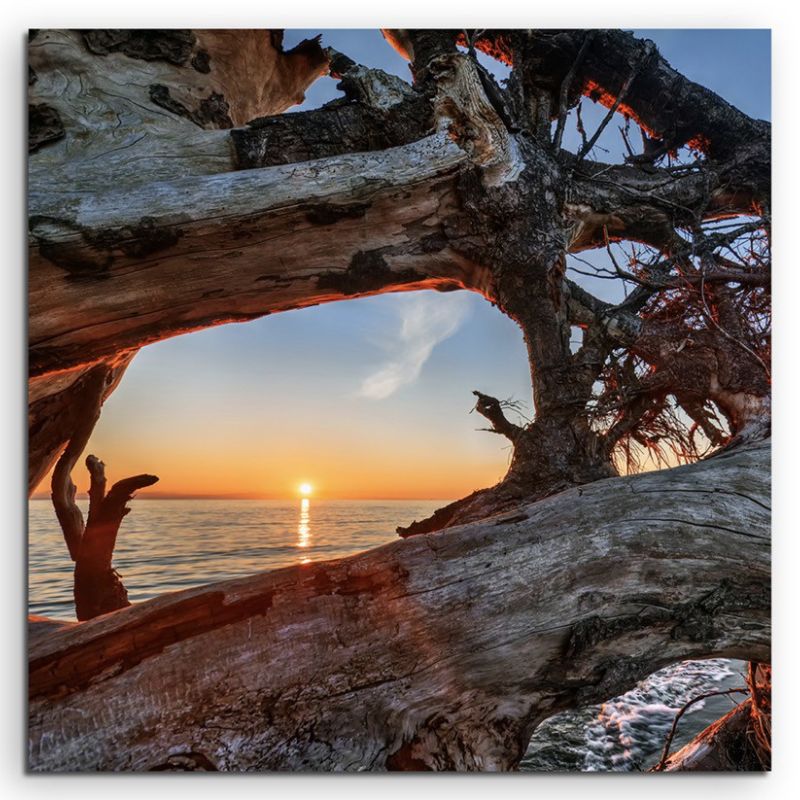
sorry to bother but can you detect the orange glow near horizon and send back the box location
[29,436,684,502]
[31,445,503,501]
[30,409,510,500]
[28,292,526,503]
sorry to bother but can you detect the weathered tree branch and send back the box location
[574,41,654,166]
[52,428,159,619]
[658,663,771,771]
[29,133,483,380]
[552,31,596,154]
[472,390,523,441]
[231,56,433,169]
[466,29,767,157]
[565,140,769,252]
[73,457,159,621]
[655,687,749,771]
[430,52,523,186]
[30,353,133,495]
[49,367,109,559]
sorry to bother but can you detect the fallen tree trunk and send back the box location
[28,440,769,772]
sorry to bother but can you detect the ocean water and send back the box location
[522,658,745,771]
[28,498,743,772]
[29,498,442,619]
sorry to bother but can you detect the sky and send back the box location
[33,29,771,501]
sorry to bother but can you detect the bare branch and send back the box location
[50,367,108,560]
[575,42,654,166]
[698,255,771,379]
[74,461,159,621]
[654,687,748,771]
[552,31,596,153]
[471,390,523,441]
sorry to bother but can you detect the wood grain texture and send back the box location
[29,133,483,380]
[29,440,769,772]
[28,30,328,193]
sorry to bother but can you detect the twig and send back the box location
[698,256,771,379]
[654,687,748,771]
[471,390,524,441]
[602,225,661,289]
[553,31,596,153]
[575,42,654,166]
[575,102,588,151]
[619,117,636,159]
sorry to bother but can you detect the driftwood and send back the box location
[28,29,771,771]
[74,456,158,620]
[29,440,769,771]
[51,443,158,619]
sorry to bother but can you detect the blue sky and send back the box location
[67,29,770,500]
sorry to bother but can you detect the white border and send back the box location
[3,3,798,798]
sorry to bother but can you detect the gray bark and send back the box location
[27,28,771,772]
[29,440,769,772]
[29,133,477,379]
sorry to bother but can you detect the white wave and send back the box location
[522,658,740,772]
[581,659,736,772]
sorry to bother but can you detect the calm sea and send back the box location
[28,498,743,772]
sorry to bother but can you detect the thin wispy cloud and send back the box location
[359,294,472,400]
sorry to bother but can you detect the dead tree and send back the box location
[52,448,158,620]
[28,29,770,770]
[46,358,158,619]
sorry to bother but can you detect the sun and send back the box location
[298,482,313,497]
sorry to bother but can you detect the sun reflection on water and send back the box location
[297,497,311,563]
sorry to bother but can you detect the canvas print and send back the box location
[27,28,770,772]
